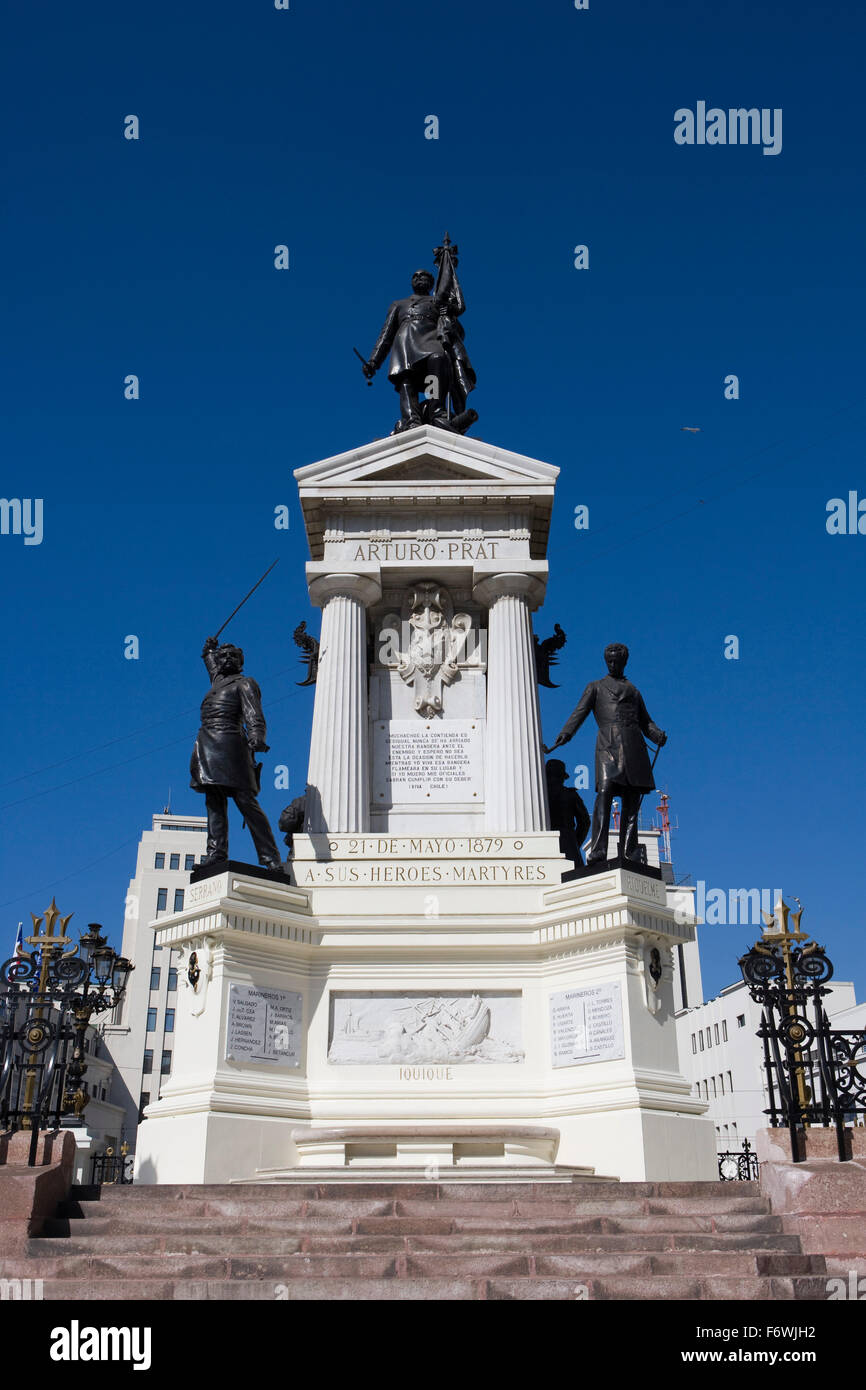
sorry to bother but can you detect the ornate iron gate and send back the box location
[739,906,866,1163]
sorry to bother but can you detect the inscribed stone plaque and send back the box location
[549,983,625,1068]
[372,719,483,805]
[225,984,302,1066]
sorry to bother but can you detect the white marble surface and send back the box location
[372,718,484,806]
[328,991,523,1065]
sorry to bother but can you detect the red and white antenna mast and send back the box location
[655,791,675,864]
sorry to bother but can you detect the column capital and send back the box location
[473,571,547,611]
[307,571,382,609]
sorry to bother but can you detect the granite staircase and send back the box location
[12,1178,837,1300]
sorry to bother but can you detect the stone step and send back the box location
[72,1179,762,1205]
[82,1184,767,1207]
[62,1195,772,1228]
[54,1212,795,1245]
[38,1216,787,1247]
[23,1238,823,1278]
[484,1275,832,1302]
[26,1273,832,1301]
[19,1229,808,1276]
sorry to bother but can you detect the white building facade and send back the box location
[103,813,207,1145]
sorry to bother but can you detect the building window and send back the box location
[727,1071,733,1092]
[199,854,208,864]
[154,853,165,869]
[150,967,161,991]
[161,1050,172,1075]
[156,888,167,913]
[139,1093,150,1119]
[142,1050,154,1075]
[691,1033,696,1054]
[164,1009,175,1034]
[706,1027,712,1048]
[146,1008,157,1032]
[185,854,195,871]
[719,1073,725,1095]
[736,1014,746,1028]
[699,1033,704,1051]
[722,1020,728,1042]
[167,968,178,993]
[714,1023,720,1045]
[711,1077,717,1097]
[170,853,180,870]
[173,888,185,912]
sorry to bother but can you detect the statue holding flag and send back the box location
[359,233,478,435]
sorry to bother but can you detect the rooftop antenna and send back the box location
[654,790,679,864]
[163,786,172,815]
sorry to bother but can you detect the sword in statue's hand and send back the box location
[212,558,280,640]
[353,347,373,385]
[638,738,666,813]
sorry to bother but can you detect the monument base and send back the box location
[576,858,663,881]
[235,1123,616,1184]
[190,859,287,885]
[136,848,715,1186]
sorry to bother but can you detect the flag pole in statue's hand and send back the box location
[213,558,280,640]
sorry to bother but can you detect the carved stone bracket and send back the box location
[177,935,216,1018]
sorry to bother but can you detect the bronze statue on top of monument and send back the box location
[544,643,667,873]
[358,233,478,436]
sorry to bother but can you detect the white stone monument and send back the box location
[136,427,716,1184]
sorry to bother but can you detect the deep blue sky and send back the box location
[2,1,864,1001]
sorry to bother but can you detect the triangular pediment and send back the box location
[294,425,559,491]
[371,456,492,482]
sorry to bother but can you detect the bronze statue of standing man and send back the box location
[190,637,282,871]
[545,643,667,869]
[360,234,477,435]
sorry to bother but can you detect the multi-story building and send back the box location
[676,978,864,1151]
[103,812,207,1144]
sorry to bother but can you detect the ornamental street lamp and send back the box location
[0,900,134,1165]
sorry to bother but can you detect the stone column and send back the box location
[305,573,381,833]
[474,573,549,833]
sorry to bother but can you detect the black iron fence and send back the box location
[739,936,866,1162]
[91,1148,134,1185]
[0,912,132,1164]
[718,1138,759,1181]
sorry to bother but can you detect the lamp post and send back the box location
[0,900,134,1165]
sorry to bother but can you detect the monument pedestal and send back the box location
[135,852,715,1185]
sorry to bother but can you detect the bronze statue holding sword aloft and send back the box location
[189,561,283,871]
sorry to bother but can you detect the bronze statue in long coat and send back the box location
[545,643,667,868]
[190,637,282,869]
